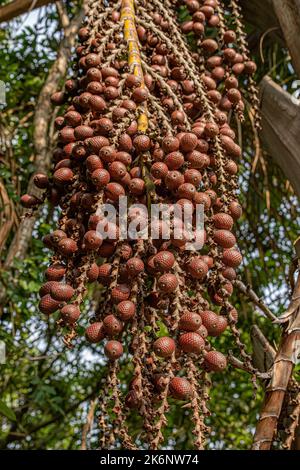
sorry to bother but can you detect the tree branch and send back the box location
[234,279,277,322]
[0,0,54,23]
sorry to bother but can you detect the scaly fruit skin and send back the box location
[50,283,74,302]
[153,337,176,358]
[45,263,66,281]
[116,300,136,321]
[179,332,205,354]
[103,314,123,336]
[222,249,242,268]
[85,322,105,343]
[39,295,61,314]
[204,350,227,372]
[178,311,202,331]
[60,304,80,324]
[104,340,123,360]
[153,251,175,271]
[169,377,193,400]
[200,310,219,335]
[158,273,178,293]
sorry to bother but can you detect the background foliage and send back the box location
[0,0,299,449]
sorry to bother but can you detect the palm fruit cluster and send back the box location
[21,0,259,449]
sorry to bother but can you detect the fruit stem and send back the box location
[121,0,148,132]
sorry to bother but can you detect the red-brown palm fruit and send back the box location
[39,294,61,314]
[57,238,78,256]
[109,104,124,123]
[85,53,100,67]
[99,145,116,163]
[180,134,199,154]
[171,110,185,125]
[165,171,184,190]
[116,151,132,166]
[43,234,53,249]
[227,88,242,105]
[64,110,81,127]
[125,73,141,88]
[200,310,219,335]
[210,315,228,337]
[132,87,148,103]
[213,230,236,248]
[104,86,119,101]
[179,311,202,331]
[85,67,101,82]
[98,241,116,258]
[202,75,217,90]
[85,155,103,173]
[153,337,176,358]
[105,182,125,201]
[229,201,243,220]
[177,183,196,200]
[85,322,105,343]
[39,281,57,298]
[119,133,133,152]
[222,267,236,281]
[196,324,208,339]
[225,159,238,175]
[98,263,113,285]
[158,273,178,293]
[45,263,66,281]
[74,125,93,140]
[111,284,131,303]
[101,67,119,79]
[204,350,227,372]
[153,251,175,272]
[244,60,257,74]
[184,169,202,186]
[20,194,40,208]
[86,81,103,95]
[119,243,133,260]
[150,162,168,179]
[86,263,99,282]
[116,300,136,321]
[162,136,180,153]
[60,304,80,324]
[194,192,211,210]
[33,173,49,189]
[91,168,110,188]
[50,230,67,245]
[170,377,192,400]
[213,213,234,230]
[179,332,205,354]
[222,249,242,268]
[133,135,151,152]
[89,95,107,112]
[129,178,145,195]
[53,168,74,186]
[54,158,72,170]
[72,143,86,160]
[51,91,66,106]
[228,307,238,323]
[126,257,144,277]
[77,92,92,109]
[187,257,208,280]
[103,314,123,337]
[93,117,113,135]
[104,340,123,360]
[83,230,102,251]
[50,282,74,302]
[186,150,210,169]
[125,390,140,409]
[108,161,127,181]
[164,151,184,170]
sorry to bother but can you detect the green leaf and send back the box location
[0,401,16,421]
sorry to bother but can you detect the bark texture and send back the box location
[259,76,300,200]
[253,271,300,449]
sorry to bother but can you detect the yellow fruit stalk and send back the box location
[121,0,148,132]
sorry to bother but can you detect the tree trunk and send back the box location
[259,76,300,200]
[0,0,54,23]
[253,271,300,449]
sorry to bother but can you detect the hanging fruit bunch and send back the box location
[21,0,260,449]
